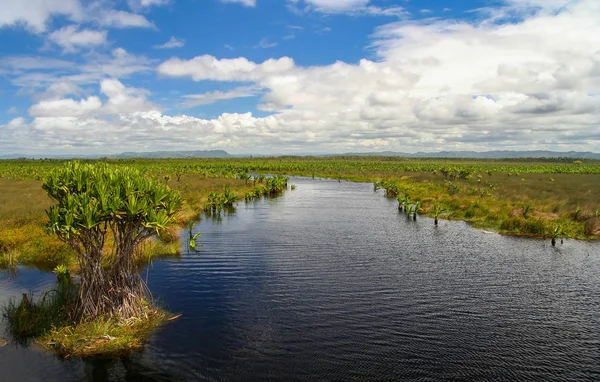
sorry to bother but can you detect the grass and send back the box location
[0,175,258,271]
[39,307,170,357]
[3,286,171,357]
[379,172,600,239]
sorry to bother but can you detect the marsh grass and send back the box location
[385,172,600,239]
[2,282,76,342]
[0,176,252,271]
[1,159,598,271]
[3,284,169,357]
[40,307,170,357]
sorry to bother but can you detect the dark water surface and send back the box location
[2,177,600,381]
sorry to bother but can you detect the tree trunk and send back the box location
[435,217,438,225]
[551,238,556,246]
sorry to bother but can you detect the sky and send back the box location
[0,0,599,156]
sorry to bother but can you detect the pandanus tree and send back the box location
[239,172,251,185]
[413,201,422,221]
[43,162,182,322]
[432,203,446,225]
[550,225,564,247]
[406,204,415,219]
[397,194,410,212]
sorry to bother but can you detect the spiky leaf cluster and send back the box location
[43,161,182,241]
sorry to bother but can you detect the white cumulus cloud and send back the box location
[0,0,83,33]
[2,0,600,155]
[47,25,107,53]
[153,36,185,49]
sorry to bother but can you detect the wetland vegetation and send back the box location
[1,155,599,357]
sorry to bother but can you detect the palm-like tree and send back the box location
[239,172,251,185]
[397,194,410,212]
[550,225,564,247]
[413,200,422,221]
[406,204,415,219]
[432,203,446,225]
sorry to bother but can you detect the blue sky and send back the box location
[1,0,599,155]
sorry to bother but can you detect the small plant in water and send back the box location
[413,200,422,221]
[550,225,564,247]
[291,184,297,190]
[432,203,447,225]
[53,265,70,286]
[188,221,202,250]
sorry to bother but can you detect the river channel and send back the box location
[1,177,599,381]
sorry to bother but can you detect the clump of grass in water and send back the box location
[40,306,170,357]
[2,265,75,341]
[2,265,173,356]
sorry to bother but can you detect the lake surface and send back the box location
[1,177,600,381]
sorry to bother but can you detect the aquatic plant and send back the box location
[550,225,564,247]
[397,194,410,212]
[432,203,447,225]
[43,161,182,321]
[238,172,251,185]
[413,200,422,221]
[188,221,202,250]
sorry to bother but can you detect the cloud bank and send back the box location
[2,0,600,154]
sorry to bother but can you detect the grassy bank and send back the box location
[374,173,600,239]
[0,176,255,271]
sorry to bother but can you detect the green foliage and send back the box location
[2,269,76,341]
[397,194,410,211]
[432,203,447,224]
[381,181,400,197]
[238,172,251,185]
[205,186,238,213]
[43,162,182,240]
[53,264,71,286]
[188,221,202,250]
[42,161,182,321]
[446,181,460,195]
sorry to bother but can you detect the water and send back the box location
[1,177,600,381]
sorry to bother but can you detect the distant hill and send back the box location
[2,150,598,160]
[0,153,29,159]
[0,150,232,159]
[115,150,231,159]
[336,150,600,160]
